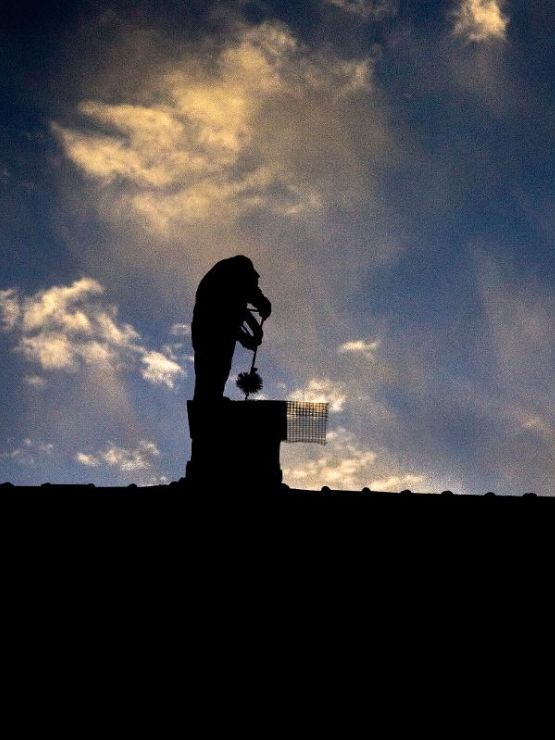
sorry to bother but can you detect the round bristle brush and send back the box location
[236,318,264,400]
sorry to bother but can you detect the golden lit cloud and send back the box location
[19,333,77,370]
[52,21,379,237]
[282,426,425,491]
[452,0,509,43]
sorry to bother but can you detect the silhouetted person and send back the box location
[192,256,271,400]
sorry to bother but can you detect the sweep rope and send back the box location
[248,318,264,374]
[237,316,265,400]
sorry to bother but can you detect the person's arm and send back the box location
[237,308,263,350]
[247,285,271,321]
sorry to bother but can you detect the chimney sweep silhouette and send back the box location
[192,255,271,400]
[186,255,327,489]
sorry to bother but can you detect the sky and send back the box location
[1,0,554,493]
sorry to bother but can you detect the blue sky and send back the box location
[1,0,554,493]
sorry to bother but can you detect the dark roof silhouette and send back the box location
[3,481,549,564]
[0,480,548,501]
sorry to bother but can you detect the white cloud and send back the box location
[0,289,21,331]
[519,415,552,438]
[324,0,398,20]
[75,440,160,473]
[338,338,380,358]
[369,474,426,491]
[75,452,100,467]
[0,449,22,460]
[1,278,185,388]
[169,323,191,336]
[140,350,184,389]
[282,426,425,491]
[452,0,509,43]
[0,439,55,466]
[287,378,347,412]
[23,375,47,388]
[165,324,192,361]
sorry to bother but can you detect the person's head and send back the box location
[223,255,260,292]
[228,255,259,278]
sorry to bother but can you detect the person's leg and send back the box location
[193,339,236,400]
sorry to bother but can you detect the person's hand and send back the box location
[238,326,262,350]
[258,296,272,321]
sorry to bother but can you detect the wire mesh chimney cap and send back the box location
[286,401,328,444]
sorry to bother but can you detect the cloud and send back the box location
[369,474,426,491]
[324,0,398,20]
[282,426,425,491]
[0,289,21,331]
[75,452,100,467]
[0,438,55,467]
[75,440,160,473]
[452,0,509,43]
[287,377,347,412]
[20,277,104,333]
[169,323,191,336]
[1,278,185,388]
[19,333,78,370]
[52,21,379,239]
[338,338,380,358]
[23,375,47,388]
[140,351,184,389]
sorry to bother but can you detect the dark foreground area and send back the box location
[2,482,551,607]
